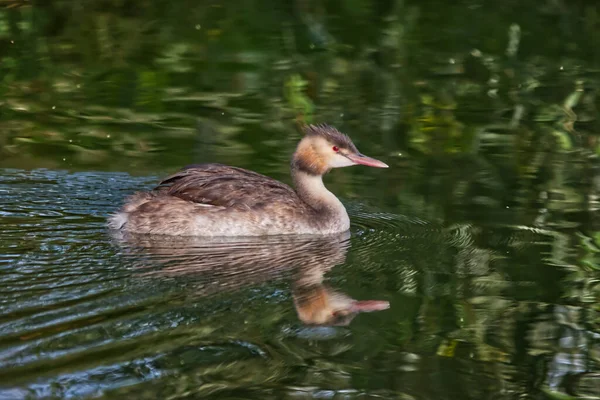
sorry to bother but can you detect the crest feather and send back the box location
[302,124,358,153]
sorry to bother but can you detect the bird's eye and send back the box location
[332,146,339,152]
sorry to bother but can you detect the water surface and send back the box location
[1,166,597,399]
[1,0,599,399]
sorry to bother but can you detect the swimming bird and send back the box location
[108,124,388,236]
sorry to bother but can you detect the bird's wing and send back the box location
[154,163,301,210]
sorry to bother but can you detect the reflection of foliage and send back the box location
[568,232,600,306]
[284,74,314,123]
[407,93,470,154]
[578,232,600,272]
[0,2,599,396]
[0,0,598,169]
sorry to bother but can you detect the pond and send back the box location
[0,1,599,399]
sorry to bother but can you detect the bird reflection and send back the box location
[112,231,389,326]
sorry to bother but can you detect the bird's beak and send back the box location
[346,153,389,168]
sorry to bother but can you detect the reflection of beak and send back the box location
[329,299,390,326]
[345,153,389,168]
[347,300,390,313]
[294,285,390,326]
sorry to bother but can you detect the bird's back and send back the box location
[108,164,322,236]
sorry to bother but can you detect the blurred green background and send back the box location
[1,0,598,169]
[0,0,599,398]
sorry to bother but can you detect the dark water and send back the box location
[1,1,600,399]
[0,166,597,399]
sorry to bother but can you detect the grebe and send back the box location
[108,124,388,236]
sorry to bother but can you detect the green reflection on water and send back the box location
[0,0,599,399]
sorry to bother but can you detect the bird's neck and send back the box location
[291,167,347,218]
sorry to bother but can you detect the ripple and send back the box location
[0,170,158,382]
[0,167,578,399]
[1,168,383,396]
[345,202,445,261]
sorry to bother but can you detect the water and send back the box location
[1,1,599,399]
[0,166,597,399]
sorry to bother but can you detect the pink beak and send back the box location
[346,153,389,168]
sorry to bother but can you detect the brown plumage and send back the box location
[156,163,299,210]
[108,124,388,236]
